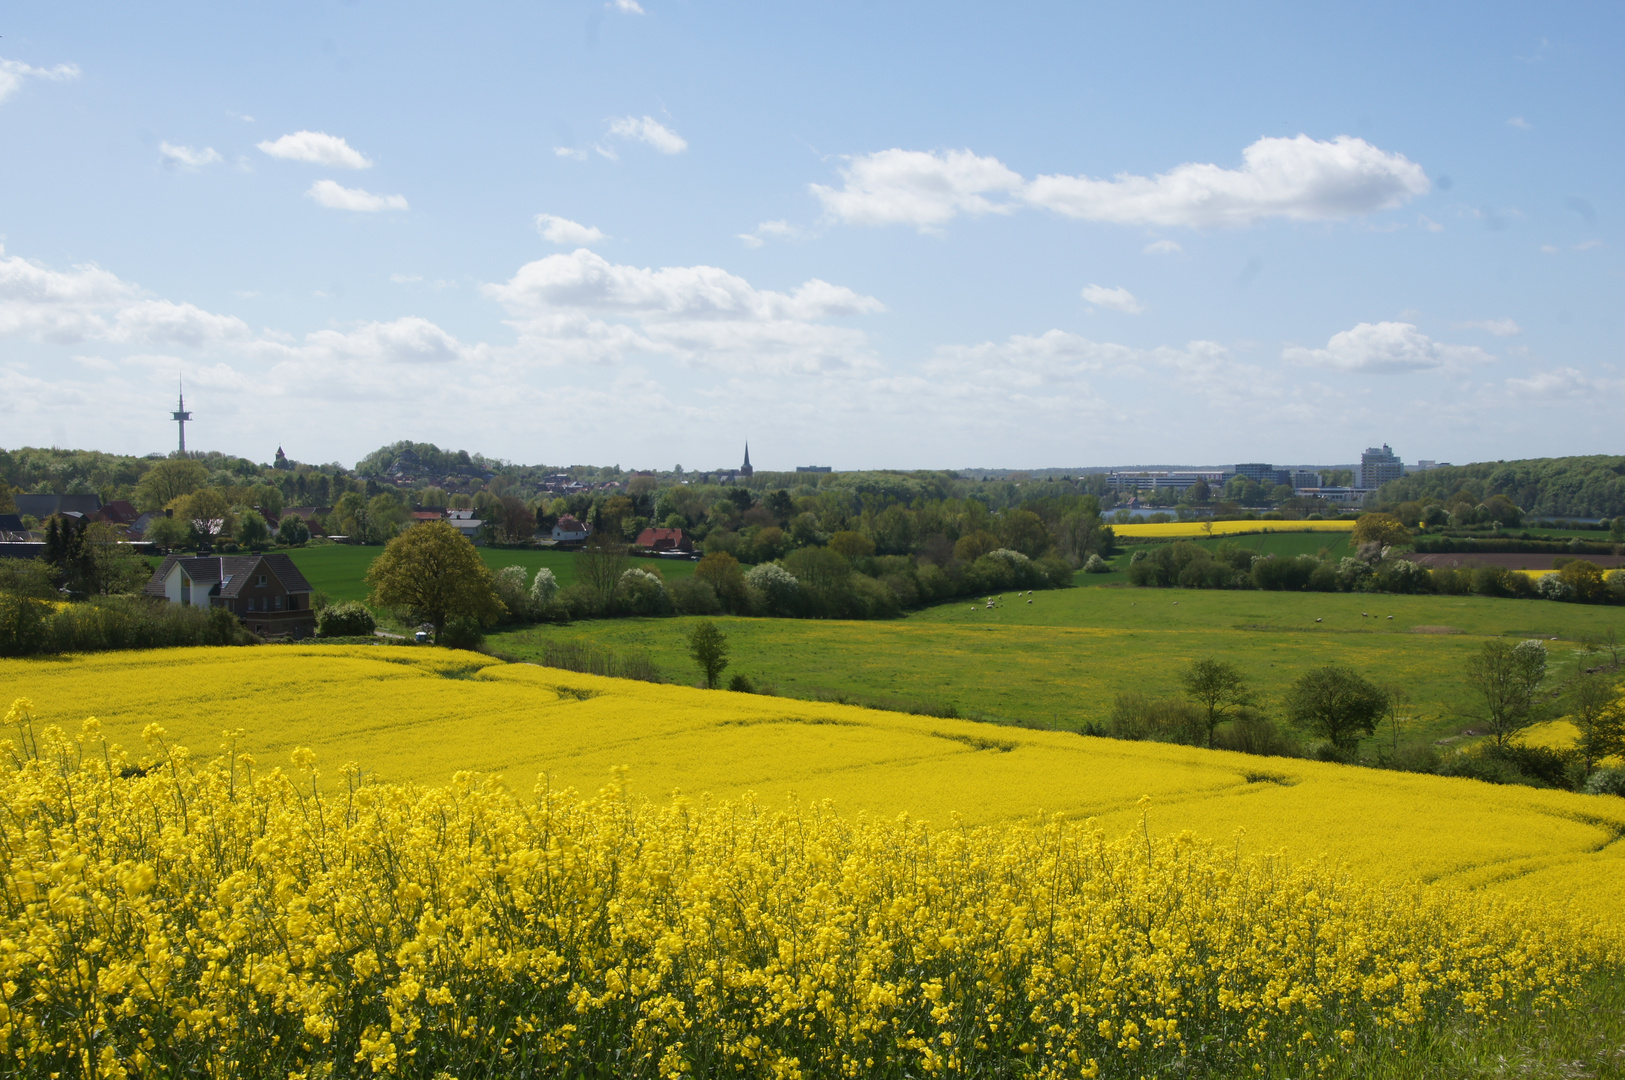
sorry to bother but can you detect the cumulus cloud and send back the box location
[811,149,1024,229]
[1453,318,1521,336]
[1283,321,1491,373]
[1144,239,1182,254]
[484,249,883,373]
[606,115,687,154]
[554,147,588,161]
[306,180,408,212]
[0,252,248,347]
[610,0,645,11]
[811,136,1428,233]
[535,214,606,246]
[160,142,222,169]
[1507,116,1532,130]
[1026,135,1429,227]
[1080,284,1144,314]
[257,131,373,169]
[0,58,80,104]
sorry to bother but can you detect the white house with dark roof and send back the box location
[143,553,316,638]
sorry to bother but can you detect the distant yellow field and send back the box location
[1114,519,1357,539]
[4,644,1623,929]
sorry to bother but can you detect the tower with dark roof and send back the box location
[741,443,753,478]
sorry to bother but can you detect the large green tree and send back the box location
[365,521,503,642]
[134,459,209,511]
[1565,674,1625,776]
[1285,665,1389,751]
[1179,658,1254,748]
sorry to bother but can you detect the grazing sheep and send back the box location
[1315,617,1323,623]
[1387,615,1394,620]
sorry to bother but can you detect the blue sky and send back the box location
[1,2,1619,471]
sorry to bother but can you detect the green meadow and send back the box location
[286,544,696,605]
[489,585,1625,742]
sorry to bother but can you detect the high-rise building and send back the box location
[1360,444,1403,489]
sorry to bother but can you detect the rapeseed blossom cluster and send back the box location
[0,698,1598,1079]
[1113,521,1357,539]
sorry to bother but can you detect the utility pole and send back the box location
[171,378,192,456]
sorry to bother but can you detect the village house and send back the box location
[143,553,317,638]
[552,514,590,542]
[633,527,692,554]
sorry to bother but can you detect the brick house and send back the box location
[143,553,317,638]
[634,527,692,553]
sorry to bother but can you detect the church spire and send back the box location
[741,442,753,477]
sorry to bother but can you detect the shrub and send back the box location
[491,566,533,622]
[727,673,756,693]
[539,638,663,682]
[1104,693,1205,746]
[613,568,670,616]
[315,601,376,638]
[1585,768,1625,796]
[439,616,485,651]
[1082,554,1110,574]
[528,567,559,607]
[1535,574,1575,602]
[557,583,603,620]
[743,563,797,606]
[1212,711,1299,758]
[275,514,311,546]
[669,577,723,616]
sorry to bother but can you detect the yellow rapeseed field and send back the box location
[0,699,1604,1079]
[4,647,1625,1076]
[1113,520,1357,539]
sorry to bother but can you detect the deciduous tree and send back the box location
[134,459,209,511]
[1285,665,1389,751]
[1179,658,1254,748]
[1350,513,1412,548]
[1465,640,1548,749]
[687,620,730,689]
[365,520,503,643]
[1565,674,1624,776]
[579,531,631,605]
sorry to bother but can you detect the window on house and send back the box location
[257,575,267,587]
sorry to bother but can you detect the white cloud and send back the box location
[738,220,809,247]
[1027,135,1429,227]
[1575,239,1605,251]
[390,273,423,284]
[306,180,408,212]
[160,142,222,169]
[1283,321,1491,373]
[0,253,248,347]
[1418,214,1444,232]
[1507,117,1532,130]
[811,136,1427,232]
[594,144,619,161]
[610,0,645,11]
[811,149,1024,229]
[606,115,687,155]
[484,248,883,373]
[0,58,80,104]
[554,147,588,161]
[1540,244,1560,254]
[1503,367,1625,398]
[1453,318,1521,337]
[257,131,373,169]
[535,214,606,246]
[1080,284,1144,314]
[1143,239,1182,254]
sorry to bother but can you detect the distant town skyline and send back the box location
[2,3,1620,467]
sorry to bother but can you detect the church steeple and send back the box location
[741,443,753,477]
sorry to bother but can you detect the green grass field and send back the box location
[286,544,696,605]
[489,585,1625,743]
